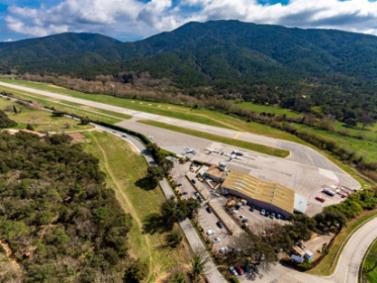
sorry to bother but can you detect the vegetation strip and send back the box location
[140,119,289,157]
[0,86,131,124]
[361,238,377,283]
[308,210,377,276]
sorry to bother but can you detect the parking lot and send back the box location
[229,202,288,235]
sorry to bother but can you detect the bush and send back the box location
[123,260,147,283]
[0,110,16,128]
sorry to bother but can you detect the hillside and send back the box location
[1,20,377,123]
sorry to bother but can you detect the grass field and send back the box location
[140,119,289,158]
[0,92,190,282]
[291,123,377,164]
[0,85,131,124]
[0,77,306,142]
[235,101,303,118]
[362,239,377,283]
[0,77,374,184]
[0,97,92,132]
[308,210,377,276]
[83,131,190,282]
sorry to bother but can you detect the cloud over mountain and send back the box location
[4,0,377,40]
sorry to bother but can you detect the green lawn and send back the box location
[362,239,377,283]
[0,85,130,124]
[83,131,190,282]
[291,123,377,164]
[235,101,303,118]
[308,210,377,276]
[140,119,289,158]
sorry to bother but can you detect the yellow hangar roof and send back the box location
[222,171,295,214]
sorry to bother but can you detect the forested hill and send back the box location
[1,20,377,122]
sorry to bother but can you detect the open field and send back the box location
[235,101,303,118]
[83,131,190,282]
[2,77,376,171]
[140,119,289,157]
[0,96,92,132]
[308,209,377,276]
[0,77,306,142]
[0,92,190,282]
[0,78,370,186]
[291,123,377,164]
[0,85,131,124]
[362,238,377,283]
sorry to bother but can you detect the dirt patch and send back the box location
[68,132,86,143]
[0,240,23,280]
[304,233,334,261]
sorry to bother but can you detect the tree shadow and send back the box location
[135,176,158,191]
[142,213,171,235]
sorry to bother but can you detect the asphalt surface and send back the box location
[2,81,370,283]
[249,216,377,283]
[93,124,227,283]
[0,81,357,172]
[0,81,361,214]
[96,123,377,283]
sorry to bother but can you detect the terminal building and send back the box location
[220,170,307,218]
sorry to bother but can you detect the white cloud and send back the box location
[5,0,377,39]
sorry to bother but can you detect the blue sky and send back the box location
[2,0,377,42]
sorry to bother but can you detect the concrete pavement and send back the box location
[94,124,227,283]
[1,80,370,283]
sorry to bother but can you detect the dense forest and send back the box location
[1,20,377,124]
[0,131,132,282]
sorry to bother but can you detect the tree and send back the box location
[26,123,34,131]
[80,117,91,125]
[0,110,16,128]
[160,198,200,229]
[190,254,206,283]
[166,228,183,248]
[147,166,164,182]
[123,260,147,283]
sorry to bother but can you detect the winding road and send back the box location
[0,80,372,283]
[251,216,377,283]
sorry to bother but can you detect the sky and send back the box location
[1,0,377,42]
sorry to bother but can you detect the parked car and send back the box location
[219,246,229,254]
[260,209,266,216]
[235,266,244,275]
[206,230,214,236]
[216,221,224,229]
[206,206,212,213]
[229,266,238,276]
[212,237,221,244]
[315,196,325,203]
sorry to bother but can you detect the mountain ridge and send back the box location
[0,20,376,122]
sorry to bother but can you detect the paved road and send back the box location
[250,216,377,283]
[2,81,370,283]
[94,124,227,283]
[0,81,358,175]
